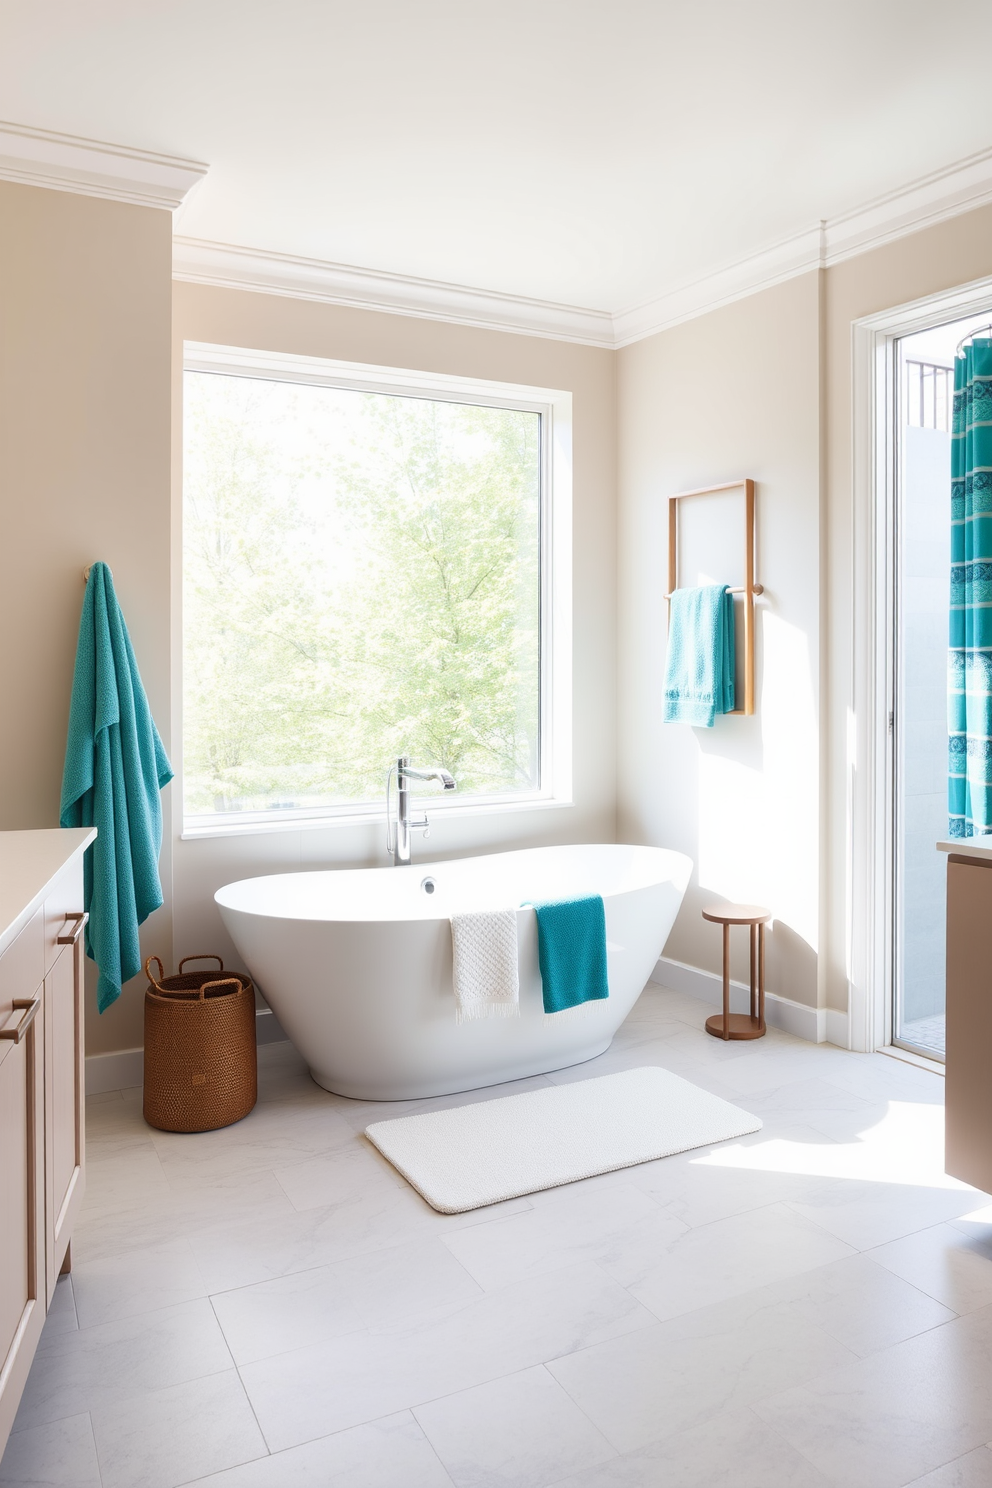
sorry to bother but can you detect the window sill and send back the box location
[180,793,574,841]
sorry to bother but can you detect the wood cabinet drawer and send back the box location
[0,909,44,1026]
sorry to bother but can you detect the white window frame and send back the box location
[179,342,572,839]
[850,276,992,1053]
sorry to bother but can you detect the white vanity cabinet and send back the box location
[0,828,95,1451]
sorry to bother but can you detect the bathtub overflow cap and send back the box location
[421,876,437,895]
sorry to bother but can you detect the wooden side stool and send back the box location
[701,903,772,1040]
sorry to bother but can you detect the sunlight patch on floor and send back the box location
[694,1100,974,1191]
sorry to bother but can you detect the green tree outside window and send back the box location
[183,371,542,819]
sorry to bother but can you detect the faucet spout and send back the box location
[386,756,457,866]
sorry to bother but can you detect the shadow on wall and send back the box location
[674,608,818,1001]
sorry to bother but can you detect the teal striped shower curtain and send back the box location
[949,339,992,838]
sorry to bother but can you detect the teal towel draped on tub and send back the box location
[663,584,736,727]
[60,563,173,1012]
[530,896,609,1015]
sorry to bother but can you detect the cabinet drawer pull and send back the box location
[0,997,41,1043]
[57,912,88,946]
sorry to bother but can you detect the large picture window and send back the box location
[181,348,569,832]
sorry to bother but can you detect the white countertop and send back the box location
[937,834,992,862]
[0,828,96,956]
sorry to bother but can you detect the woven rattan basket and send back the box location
[143,955,257,1133]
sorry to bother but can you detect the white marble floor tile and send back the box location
[0,1412,101,1487]
[189,1182,531,1295]
[624,1135,837,1229]
[81,1147,172,1209]
[869,1222,992,1314]
[330,1074,555,1134]
[618,1027,757,1071]
[181,1411,454,1487]
[439,1177,685,1290]
[148,1101,357,1186]
[608,1016,687,1049]
[69,1196,196,1268]
[84,1102,161,1160]
[815,1054,946,1106]
[14,1298,235,1431]
[546,1282,858,1454]
[753,1303,992,1488]
[72,1237,207,1328]
[610,1200,854,1321]
[905,1447,992,1487]
[739,1075,880,1122]
[163,1166,301,1224]
[71,1167,298,1269]
[549,1404,835,1488]
[209,1238,482,1364]
[90,1368,267,1488]
[685,1044,840,1094]
[787,1180,983,1251]
[211,1263,367,1365]
[42,1275,78,1337]
[326,1236,483,1330]
[239,1262,655,1450]
[542,1036,704,1086]
[87,1088,124,1106]
[413,1364,617,1487]
[271,1140,408,1212]
[722,1251,954,1357]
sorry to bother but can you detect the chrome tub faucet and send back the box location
[386,755,456,866]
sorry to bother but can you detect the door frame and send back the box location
[850,274,992,1053]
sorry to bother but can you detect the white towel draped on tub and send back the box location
[450,909,520,1021]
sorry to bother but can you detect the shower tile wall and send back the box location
[901,423,951,1028]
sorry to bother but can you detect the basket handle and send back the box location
[144,955,166,991]
[178,954,225,974]
[198,978,244,1001]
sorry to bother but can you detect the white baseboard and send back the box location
[85,1047,144,1095]
[825,1007,851,1050]
[84,1010,289,1096]
[653,956,849,1047]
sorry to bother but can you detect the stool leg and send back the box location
[722,922,730,1039]
[758,922,766,1033]
[749,922,757,1021]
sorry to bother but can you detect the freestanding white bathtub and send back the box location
[215,843,692,1100]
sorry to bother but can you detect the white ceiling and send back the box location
[3,1,992,316]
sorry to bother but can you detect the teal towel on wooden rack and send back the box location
[529,895,609,1014]
[663,584,736,727]
[60,563,173,1013]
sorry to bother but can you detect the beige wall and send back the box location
[0,181,174,1056]
[170,283,618,986]
[617,273,822,1006]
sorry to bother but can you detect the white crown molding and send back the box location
[171,141,992,348]
[615,142,992,346]
[613,225,824,347]
[823,142,992,266]
[172,237,616,347]
[0,121,207,209]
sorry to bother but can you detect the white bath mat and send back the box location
[364,1066,762,1213]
